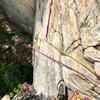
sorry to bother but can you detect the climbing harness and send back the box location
[68,90,93,100]
[46,0,53,40]
[33,48,100,86]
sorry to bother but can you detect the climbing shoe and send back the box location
[57,80,67,100]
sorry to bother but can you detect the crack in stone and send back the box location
[83,42,100,52]
[65,39,80,52]
[79,12,90,30]
[70,44,82,53]
[83,46,93,52]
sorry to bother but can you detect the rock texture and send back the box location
[0,0,35,34]
[33,0,100,99]
[1,95,10,100]
[1,0,100,99]
[84,47,100,62]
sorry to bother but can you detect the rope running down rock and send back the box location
[46,0,53,40]
[33,47,100,86]
[44,0,100,77]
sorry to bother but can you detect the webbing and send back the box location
[46,0,53,40]
[34,48,100,86]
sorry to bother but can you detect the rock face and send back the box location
[33,0,100,99]
[1,95,10,100]
[1,0,100,99]
[0,0,35,34]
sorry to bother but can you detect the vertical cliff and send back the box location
[0,0,100,99]
[33,0,100,99]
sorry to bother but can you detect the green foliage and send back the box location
[9,92,14,98]
[3,63,33,89]
[0,63,8,72]
[9,83,22,98]
[0,63,33,97]
[0,15,33,99]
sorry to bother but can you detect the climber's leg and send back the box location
[57,80,68,100]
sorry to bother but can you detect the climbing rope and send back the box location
[32,1,100,99]
[46,0,53,40]
[44,0,100,77]
[46,40,100,77]
[38,38,100,77]
[33,47,100,86]
[68,90,93,100]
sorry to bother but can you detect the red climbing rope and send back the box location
[46,0,53,40]
[34,48,100,86]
